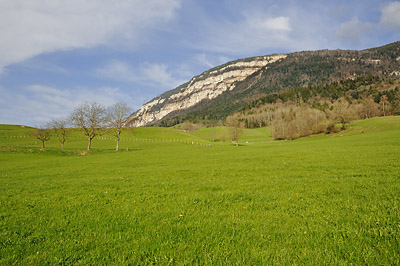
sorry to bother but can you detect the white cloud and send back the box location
[189,9,293,55]
[0,85,137,126]
[380,1,400,29]
[250,16,291,32]
[194,53,230,68]
[194,54,215,68]
[95,60,186,89]
[335,18,374,44]
[140,63,185,88]
[0,0,182,70]
[334,1,400,46]
[95,60,136,83]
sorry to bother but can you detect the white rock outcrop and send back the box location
[125,55,287,127]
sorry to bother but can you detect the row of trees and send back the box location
[31,102,131,151]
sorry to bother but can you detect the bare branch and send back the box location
[30,127,51,150]
[106,102,131,151]
[47,118,69,150]
[70,102,106,150]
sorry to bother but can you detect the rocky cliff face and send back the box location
[125,41,400,127]
[125,55,286,127]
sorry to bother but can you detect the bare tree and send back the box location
[48,118,69,150]
[209,128,216,142]
[70,102,106,151]
[225,116,243,146]
[362,98,380,118]
[381,95,388,116]
[106,102,131,151]
[181,121,195,132]
[219,127,228,146]
[30,127,51,149]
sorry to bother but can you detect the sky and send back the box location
[0,0,399,126]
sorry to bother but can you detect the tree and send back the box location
[181,121,194,132]
[219,127,228,146]
[360,98,380,119]
[381,95,388,116]
[106,102,131,151]
[30,128,51,149]
[70,102,106,151]
[225,116,243,146]
[48,118,69,150]
[209,128,217,142]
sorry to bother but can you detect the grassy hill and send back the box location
[1,117,400,264]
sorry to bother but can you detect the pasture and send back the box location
[1,117,400,265]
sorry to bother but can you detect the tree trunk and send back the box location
[87,137,91,151]
[383,101,385,116]
[41,140,45,149]
[116,132,120,151]
[61,142,64,151]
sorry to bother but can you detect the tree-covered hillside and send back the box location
[228,76,400,140]
[157,42,400,126]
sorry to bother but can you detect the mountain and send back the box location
[125,41,400,127]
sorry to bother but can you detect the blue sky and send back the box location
[0,0,399,126]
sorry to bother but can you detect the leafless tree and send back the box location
[362,98,380,118]
[226,116,243,146]
[381,95,388,116]
[209,128,216,142]
[106,102,131,151]
[48,118,69,150]
[70,102,106,151]
[219,127,228,146]
[30,127,51,149]
[181,121,195,132]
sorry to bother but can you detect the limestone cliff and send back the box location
[125,55,286,127]
[125,41,400,127]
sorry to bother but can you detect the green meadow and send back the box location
[1,117,399,265]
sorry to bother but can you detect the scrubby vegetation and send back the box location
[229,76,400,140]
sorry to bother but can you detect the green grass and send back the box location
[1,117,400,265]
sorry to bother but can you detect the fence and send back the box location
[1,135,213,147]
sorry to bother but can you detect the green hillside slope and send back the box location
[1,117,399,264]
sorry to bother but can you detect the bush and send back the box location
[312,123,328,134]
[325,123,337,134]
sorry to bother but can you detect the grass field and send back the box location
[1,117,400,265]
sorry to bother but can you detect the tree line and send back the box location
[30,102,131,151]
[228,76,400,140]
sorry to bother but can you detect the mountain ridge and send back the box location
[125,41,400,127]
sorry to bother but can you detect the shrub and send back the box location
[312,122,328,134]
[325,123,338,134]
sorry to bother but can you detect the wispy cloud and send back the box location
[183,0,400,55]
[334,1,400,46]
[335,18,374,45]
[0,0,182,70]
[192,12,293,55]
[380,1,400,30]
[95,60,136,83]
[140,63,186,88]
[95,60,186,89]
[193,54,231,68]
